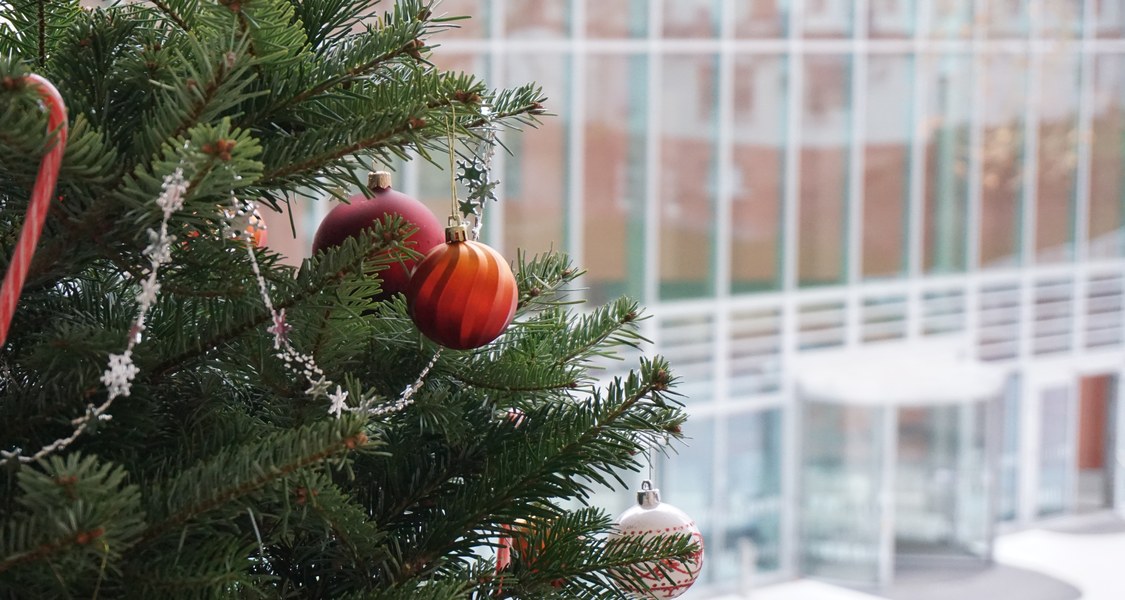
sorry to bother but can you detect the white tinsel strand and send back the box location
[370,349,442,416]
[0,167,188,466]
[231,194,333,405]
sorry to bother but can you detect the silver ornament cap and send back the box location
[637,479,661,508]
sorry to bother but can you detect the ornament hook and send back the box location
[447,100,459,224]
[444,99,468,241]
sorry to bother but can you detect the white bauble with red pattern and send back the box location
[609,481,704,599]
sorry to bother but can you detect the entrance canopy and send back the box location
[796,342,1008,407]
[797,342,1006,587]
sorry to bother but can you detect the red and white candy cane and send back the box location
[0,74,67,346]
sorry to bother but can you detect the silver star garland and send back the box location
[455,104,500,241]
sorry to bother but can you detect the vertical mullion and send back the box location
[779,0,804,580]
[486,0,506,250]
[877,405,898,587]
[1019,8,1042,364]
[567,0,586,300]
[846,0,869,347]
[1067,377,1081,513]
[1019,372,1042,523]
[716,5,735,304]
[1072,0,1097,354]
[782,11,803,298]
[643,1,662,313]
[905,1,929,339]
[1015,0,1044,525]
[711,0,737,585]
[964,0,986,361]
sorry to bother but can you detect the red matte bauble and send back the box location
[312,173,443,299]
[406,234,518,350]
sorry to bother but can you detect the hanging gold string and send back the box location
[447,100,459,226]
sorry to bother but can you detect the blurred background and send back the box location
[87,0,1125,598]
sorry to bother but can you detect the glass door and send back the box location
[894,402,992,567]
[800,401,889,587]
[1038,383,1077,516]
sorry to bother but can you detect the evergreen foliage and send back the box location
[0,1,695,597]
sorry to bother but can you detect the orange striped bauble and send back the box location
[405,225,518,350]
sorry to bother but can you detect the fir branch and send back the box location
[148,0,192,33]
[36,0,45,66]
[141,419,372,543]
[146,291,291,379]
[387,361,677,584]
[513,251,582,311]
[129,535,259,594]
[282,38,422,113]
[257,118,421,186]
[0,1,81,65]
[0,528,101,574]
[488,508,698,599]
[448,299,646,393]
[0,454,145,584]
[270,475,391,590]
[158,49,246,156]
[338,578,475,600]
[238,1,428,128]
[226,0,306,72]
[288,0,382,50]
[145,248,368,380]
[554,299,647,365]
[258,92,543,187]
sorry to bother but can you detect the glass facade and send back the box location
[502,52,570,257]
[922,52,972,274]
[660,53,720,300]
[731,54,786,292]
[1035,51,1082,264]
[1090,53,1125,259]
[239,0,1125,595]
[980,53,1027,269]
[797,54,851,287]
[863,53,914,279]
[583,54,648,305]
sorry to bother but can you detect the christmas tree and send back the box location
[0,1,700,598]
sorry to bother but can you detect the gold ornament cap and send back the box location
[368,170,393,191]
[445,220,467,243]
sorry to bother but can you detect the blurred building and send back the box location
[76,0,1124,596]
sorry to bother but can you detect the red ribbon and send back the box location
[0,74,68,346]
